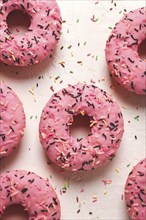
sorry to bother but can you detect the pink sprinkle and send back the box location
[90,79,96,84]
[102,179,112,185]
[80,187,85,193]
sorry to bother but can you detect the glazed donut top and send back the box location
[125,158,146,220]
[0,170,60,220]
[105,7,146,95]
[0,0,62,66]
[39,83,124,171]
[0,82,25,159]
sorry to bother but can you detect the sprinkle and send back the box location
[59,60,65,68]
[103,191,108,195]
[30,116,33,119]
[115,168,120,173]
[121,105,127,109]
[80,110,85,116]
[90,79,96,84]
[54,76,60,83]
[80,187,85,193]
[91,15,98,22]
[28,89,34,95]
[90,120,97,127]
[95,55,98,61]
[50,86,54,92]
[92,196,97,203]
[11,54,16,61]
[84,41,87,46]
[77,61,83,65]
[127,164,130,167]
[76,19,79,23]
[102,179,112,185]
[67,45,72,49]
[108,27,112,30]
[134,115,139,121]
[70,71,74,74]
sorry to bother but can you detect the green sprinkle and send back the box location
[30,116,33,119]
[84,41,87,46]
[77,19,79,23]
[119,10,122,14]
[94,18,98,22]
[134,115,139,121]
[95,55,98,61]
[127,164,130,167]
[35,115,37,119]
[108,27,112,30]
[49,175,52,179]
[70,71,74,74]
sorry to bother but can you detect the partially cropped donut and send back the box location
[0,170,61,220]
[0,0,62,66]
[39,83,124,172]
[125,158,146,220]
[0,82,25,159]
[105,7,146,95]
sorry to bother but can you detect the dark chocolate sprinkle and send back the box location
[21,187,28,193]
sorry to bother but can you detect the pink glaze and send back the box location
[0,170,61,220]
[0,0,62,66]
[105,7,146,95]
[125,158,146,220]
[39,83,124,172]
[0,82,25,159]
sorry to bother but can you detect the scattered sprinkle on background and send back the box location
[0,1,145,219]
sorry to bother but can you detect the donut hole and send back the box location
[138,39,146,61]
[70,114,93,139]
[1,204,29,220]
[6,10,31,35]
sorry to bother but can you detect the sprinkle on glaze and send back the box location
[0,82,25,159]
[125,158,146,220]
[0,0,62,66]
[39,83,124,172]
[0,170,61,220]
[105,7,146,95]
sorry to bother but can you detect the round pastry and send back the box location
[0,170,61,219]
[0,0,62,66]
[0,82,26,159]
[125,158,146,220]
[39,83,124,172]
[105,7,146,95]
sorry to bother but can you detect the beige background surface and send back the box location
[0,0,145,219]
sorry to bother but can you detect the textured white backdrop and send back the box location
[0,1,145,219]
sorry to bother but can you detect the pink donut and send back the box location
[0,170,61,220]
[105,7,146,95]
[0,82,25,159]
[39,83,124,172]
[0,0,62,66]
[125,158,146,220]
